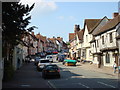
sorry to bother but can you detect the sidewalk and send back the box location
[76,62,119,77]
[2,62,51,89]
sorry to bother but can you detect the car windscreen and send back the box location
[47,56,52,58]
[40,60,50,63]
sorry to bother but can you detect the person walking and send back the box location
[113,61,118,73]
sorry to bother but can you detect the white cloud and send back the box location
[57,16,64,20]
[19,0,57,15]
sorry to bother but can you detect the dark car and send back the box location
[42,64,60,79]
[57,54,66,62]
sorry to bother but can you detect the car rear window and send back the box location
[40,60,50,63]
[47,56,52,58]
[46,65,58,69]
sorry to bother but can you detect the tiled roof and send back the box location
[94,15,120,36]
[69,33,75,41]
[89,16,111,34]
[36,33,46,42]
[84,19,101,33]
[77,29,84,41]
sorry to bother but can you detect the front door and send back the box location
[115,54,118,66]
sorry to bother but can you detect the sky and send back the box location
[20,0,119,42]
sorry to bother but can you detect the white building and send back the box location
[82,19,101,61]
[92,13,119,67]
[90,16,110,65]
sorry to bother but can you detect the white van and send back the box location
[37,59,51,71]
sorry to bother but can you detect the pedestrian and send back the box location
[17,58,20,70]
[113,61,118,73]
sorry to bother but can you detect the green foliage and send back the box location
[2,2,36,81]
[2,2,36,46]
[3,60,15,81]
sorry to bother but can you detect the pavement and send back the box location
[76,62,119,77]
[2,62,54,89]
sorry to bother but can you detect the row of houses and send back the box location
[69,12,120,68]
[12,32,68,71]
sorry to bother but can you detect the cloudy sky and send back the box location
[20,0,118,41]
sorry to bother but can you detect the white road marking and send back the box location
[97,81,116,88]
[20,84,31,87]
[48,81,57,89]
[78,83,90,88]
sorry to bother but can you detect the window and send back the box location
[86,35,88,41]
[89,50,91,56]
[109,33,113,43]
[95,42,96,47]
[97,40,99,47]
[106,53,110,63]
[102,36,104,44]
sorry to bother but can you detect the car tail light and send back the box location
[58,69,60,72]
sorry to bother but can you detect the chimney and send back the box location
[113,12,119,18]
[32,32,34,36]
[74,24,80,33]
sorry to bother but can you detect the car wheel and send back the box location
[57,75,61,78]
[44,75,47,79]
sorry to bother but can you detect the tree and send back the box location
[2,2,36,80]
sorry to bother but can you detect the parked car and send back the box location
[37,59,51,71]
[25,55,31,63]
[34,57,41,65]
[46,55,54,63]
[40,52,46,58]
[42,64,60,79]
[57,54,66,62]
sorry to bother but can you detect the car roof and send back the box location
[45,64,57,66]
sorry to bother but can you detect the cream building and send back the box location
[93,14,120,67]
[90,16,110,65]
[82,19,101,61]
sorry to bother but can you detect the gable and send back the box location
[84,19,101,33]
[92,17,110,35]
[94,15,120,35]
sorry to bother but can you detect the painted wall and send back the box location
[103,52,115,67]
[13,45,23,71]
[82,25,93,61]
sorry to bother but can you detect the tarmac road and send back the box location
[47,62,119,89]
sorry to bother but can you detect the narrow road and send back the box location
[47,62,119,89]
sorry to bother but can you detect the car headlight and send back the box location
[38,64,44,68]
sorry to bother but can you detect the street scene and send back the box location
[2,59,119,89]
[1,0,120,90]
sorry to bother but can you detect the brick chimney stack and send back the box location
[113,12,119,18]
[74,24,80,33]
